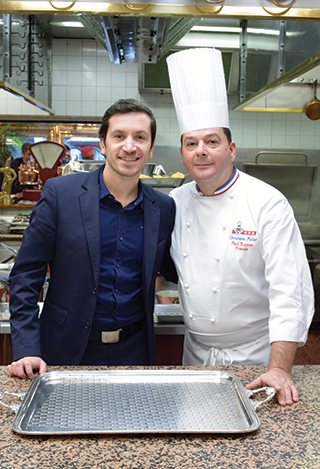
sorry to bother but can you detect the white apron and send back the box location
[170,171,314,366]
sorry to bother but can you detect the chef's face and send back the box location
[180,127,236,194]
[100,112,154,180]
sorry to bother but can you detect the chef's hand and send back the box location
[7,357,47,379]
[246,367,298,406]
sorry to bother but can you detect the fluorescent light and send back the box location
[191,26,280,36]
[50,21,84,28]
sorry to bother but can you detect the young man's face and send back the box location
[22,149,32,163]
[99,112,154,180]
[180,127,236,192]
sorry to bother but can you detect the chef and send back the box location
[167,48,314,406]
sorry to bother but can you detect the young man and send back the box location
[167,48,314,406]
[8,99,177,379]
[10,142,32,193]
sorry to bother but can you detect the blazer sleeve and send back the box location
[9,180,59,359]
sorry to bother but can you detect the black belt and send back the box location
[89,318,145,344]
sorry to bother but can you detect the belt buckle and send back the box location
[101,329,122,344]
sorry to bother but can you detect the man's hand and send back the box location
[246,340,298,406]
[246,367,298,406]
[7,357,47,379]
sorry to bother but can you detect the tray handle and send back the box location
[0,391,25,414]
[246,386,276,410]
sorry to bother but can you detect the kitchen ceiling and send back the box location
[1,2,320,115]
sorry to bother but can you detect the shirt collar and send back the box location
[195,165,239,197]
[99,165,144,207]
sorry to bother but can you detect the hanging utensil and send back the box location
[304,80,320,121]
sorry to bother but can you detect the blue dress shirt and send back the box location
[81,167,149,365]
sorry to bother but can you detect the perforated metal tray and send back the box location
[7,370,275,435]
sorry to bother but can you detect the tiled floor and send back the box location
[294,329,320,365]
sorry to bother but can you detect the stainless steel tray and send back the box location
[1,370,275,435]
[154,304,183,323]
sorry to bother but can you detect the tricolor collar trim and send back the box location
[195,166,239,197]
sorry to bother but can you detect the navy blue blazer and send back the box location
[9,168,177,365]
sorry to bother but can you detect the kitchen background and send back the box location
[1,4,320,327]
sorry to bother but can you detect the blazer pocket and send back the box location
[43,299,68,327]
[157,239,166,251]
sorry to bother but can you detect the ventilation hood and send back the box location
[77,14,200,64]
[232,51,320,116]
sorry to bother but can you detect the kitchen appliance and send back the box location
[0,370,275,435]
[29,141,65,184]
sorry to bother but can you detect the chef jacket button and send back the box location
[184,283,189,289]
[189,313,193,319]
[212,287,217,293]
[186,222,191,227]
[183,252,188,258]
[210,318,215,323]
[92,287,97,295]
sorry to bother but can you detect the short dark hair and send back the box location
[21,142,31,154]
[98,99,156,147]
[180,127,232,146]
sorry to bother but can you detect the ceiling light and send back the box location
[49,21,84,28]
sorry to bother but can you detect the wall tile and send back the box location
[52,39,67,56]
[67,101,81,115]
[67,55,82,72]
[67,39,82,56]
[52,86,67,101]
[52,70,67,86]
[52,55,67,72]
[81,86,96,102]
[67,86,81,101]
[67,71,82,87]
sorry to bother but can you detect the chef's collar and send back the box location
[195,166,239,197]
[99,165,144,207]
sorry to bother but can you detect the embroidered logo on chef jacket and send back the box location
[229,221,257,252]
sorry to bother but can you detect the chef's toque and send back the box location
[166,48,229,135]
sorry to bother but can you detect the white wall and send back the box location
[52,38,320,150]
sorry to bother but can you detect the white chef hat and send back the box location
[166,48,229,135]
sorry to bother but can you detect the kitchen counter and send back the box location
[0,365,319,469]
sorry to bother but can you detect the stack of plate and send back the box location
[10,213,31,233]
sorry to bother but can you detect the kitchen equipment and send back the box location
[154,304,183,323]
[0,302,10,321]
[243,152,317,219]
[304,80,320,121]
[0,370,275,435]
[29,141,65,184]
[140,163,156,177]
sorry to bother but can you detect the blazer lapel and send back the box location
[142,186,160,293]
[79,170,101,288]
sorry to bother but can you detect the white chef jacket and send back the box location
[170,169,314,366]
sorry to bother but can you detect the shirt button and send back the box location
[215,256,220,262]
[92,287,97,295]
[115,311,119,316]
[116,263,120,268]
[184,283,189,289]
[210,318,215,323]
[85,322,90,329]
[229,195,234,200]
[222,226,227,230]
[189,313,193,319]
[212,287,217,293]
[183,252,188,258]
[119,236,123,241]
[115,289,118,293]
[186,222,191,227]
